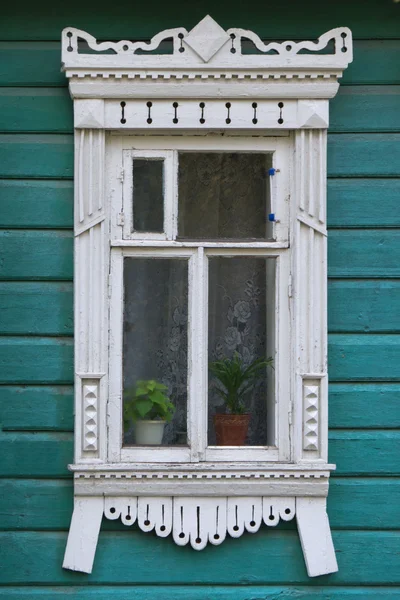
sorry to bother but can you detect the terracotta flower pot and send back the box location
[214,413,250,446]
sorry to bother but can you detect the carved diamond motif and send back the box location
[184,15,230,62]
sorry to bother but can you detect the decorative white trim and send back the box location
[61,15,353,578]
[62,17,352,100]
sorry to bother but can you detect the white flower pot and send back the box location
[134,420,166,445]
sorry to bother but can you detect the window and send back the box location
[108,136,291,463]
[61,18,352,577]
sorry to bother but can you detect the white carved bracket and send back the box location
[63,494,337,577]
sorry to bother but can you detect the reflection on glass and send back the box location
[178,153,273,240]
[208,257,275,446]
[123,257,188,446]
[132,159,164,232]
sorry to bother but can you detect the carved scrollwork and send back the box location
[103,496,295,549]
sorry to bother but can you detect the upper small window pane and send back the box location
[178,152,273,240]
[132,158,164,233]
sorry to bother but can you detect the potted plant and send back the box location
[124,380,175,445]
[209,353,273,446]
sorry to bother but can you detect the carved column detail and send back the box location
[303,383,319,451]
[293,129,328,463]
[82,381,99,452]
[74,128,108,462]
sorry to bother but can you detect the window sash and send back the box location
[108,246,290,464]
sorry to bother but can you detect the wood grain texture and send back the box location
[1,478,399,531]
[0,338,73,384]
[0,231,73,280]
[330,87,400,133]
[0,587,399,600]
[329,430,400,476]
[0,433,397,477]
[328,281,400,332]
[327,134,400,178]
[329,334,400,381]
[0,89,72,133]
[329,383,400,429]
[327,179,400,228]
[0,530,399,584]
[0,42,65,87]
[0,386,73,431]
[0,0,399,39]
[0,432,73,477]
[2,40,400,88]
[0,282,73,334]
[0,134,73,179]
[328,230,400,278]
[0,180,73,229]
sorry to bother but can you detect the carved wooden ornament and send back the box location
[61,16,353,577]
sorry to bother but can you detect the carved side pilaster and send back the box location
[82,381,99,452]
[293,130,328,462]
[74,129,108,462]
[303,382,319,451]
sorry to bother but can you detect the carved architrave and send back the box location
[61,16,352,578]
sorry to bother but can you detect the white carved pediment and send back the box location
[184,15,230,62]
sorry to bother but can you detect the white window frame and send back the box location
[108,134,291,464]
[61,18,353,578]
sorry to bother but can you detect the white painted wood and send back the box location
[62,15,351,574]
[62,21,352,103]
[296,497,338,577]
[63,497,103,573]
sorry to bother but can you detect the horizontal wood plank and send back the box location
[0,530,398,584]
[0,89,72,133]
[0,230,73,280]
[329,334,400,382]
[327,179,400,228]
[0,0,399,39]
[2,40,400,87]
[0,282,73,334]
[1,477,399,531]
[329,430,400,476]
[0,180,73,229]
[330,86,400,133]
[328,280,400,332]
[0,42,65,87]
[0,386,73,431]
[0,338,73,385]
[0,587,399,600]
[327,134,400,178]
[0,134,73,179]
[329,383,400,429]
[0,432,397,477]
[328,230,400,278]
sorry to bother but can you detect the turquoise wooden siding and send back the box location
[0,0,399,597]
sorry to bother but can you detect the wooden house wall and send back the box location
[0,1,399,597]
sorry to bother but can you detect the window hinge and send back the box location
[118,168,125,183]
[117,212,125,226]
[288,274,293,298]
[288,408,292,425]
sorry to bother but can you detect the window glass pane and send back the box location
[123,257,188,446]
[208,257,275,446]
[178,153,273,240]
[132,159,164,232]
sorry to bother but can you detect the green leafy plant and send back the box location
[123,380,175,430]
[209,353,273,414]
